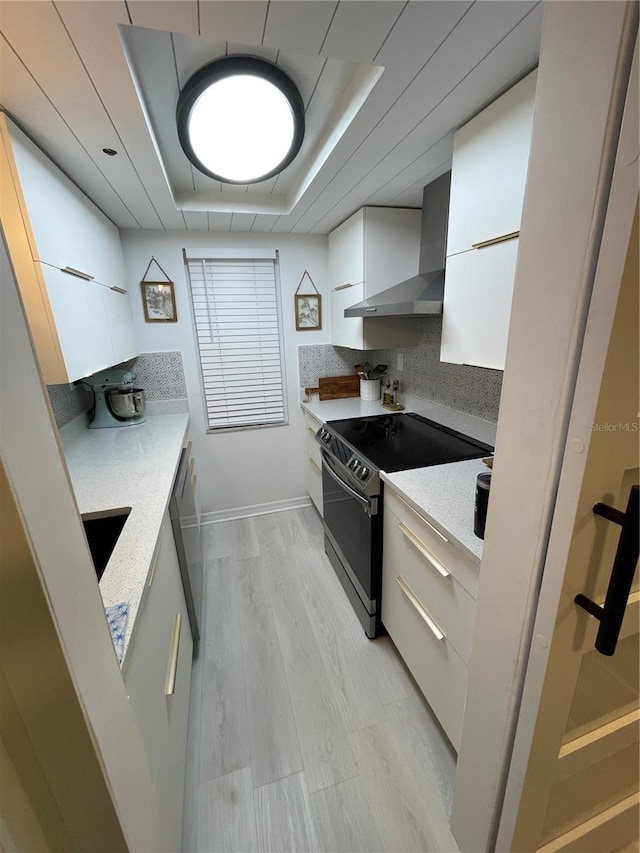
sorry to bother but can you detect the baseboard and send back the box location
[201,495,312,525]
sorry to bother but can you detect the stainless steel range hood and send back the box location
[344,171,450,318]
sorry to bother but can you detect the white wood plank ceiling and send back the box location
[0,1,542,234]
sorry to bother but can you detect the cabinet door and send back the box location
[39,262,114,381]
[7,117,125,289]
[100,285,139,365]
[123,519,193,852]
[446,71,537,257]
[330,282,364,349]
[328,210,364,290]
[304,409,323,516]
[441,239,519,369]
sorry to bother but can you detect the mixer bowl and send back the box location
[107,388,146,420]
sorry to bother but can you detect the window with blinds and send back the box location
[185,248,287,430]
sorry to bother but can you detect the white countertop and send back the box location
[381,459,490,563]
[302,393,497,447]
[59,412,190,665]
[302,394,495,562]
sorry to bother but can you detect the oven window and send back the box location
[322,464,379,600]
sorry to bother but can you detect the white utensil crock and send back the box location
[360,378,381,401]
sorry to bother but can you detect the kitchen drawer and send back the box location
[303,409,323,515]
[307,456,323,515]
[383,504,476,664]
[305,421,322,470]
[382,559,468,751]
[384,486,479,599]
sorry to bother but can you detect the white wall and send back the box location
[120,230,329,516]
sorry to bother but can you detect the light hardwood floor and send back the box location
[182,506,459,853]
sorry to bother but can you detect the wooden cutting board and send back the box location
[318,374,359,400]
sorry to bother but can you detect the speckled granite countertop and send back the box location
[302,394,495,562]
[59,413,190,666]
[381,459,491,563]
[302,393,497,447]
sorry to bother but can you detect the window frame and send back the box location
[184,247,288,433]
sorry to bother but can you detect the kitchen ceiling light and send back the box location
[176,56,305,184]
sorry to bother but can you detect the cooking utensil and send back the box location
[372,364,387,377]
[362,361,373,378]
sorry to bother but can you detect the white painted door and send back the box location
[497,42,639,852]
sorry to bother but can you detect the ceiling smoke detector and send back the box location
[176,55,305,185]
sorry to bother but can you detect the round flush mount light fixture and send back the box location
[176,55,305,184]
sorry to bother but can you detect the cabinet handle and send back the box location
[307,427,317,437]
[398,522,450,578]
[148,523,165,587]
[395,494,448,542]
[62,265,94,281]
[395,576,445,641]
[110,285,128,294]
[165,613,182,696]
[309,457,322,474]
[191,474,198,494]
[575,486,639,656]
[472,231,519,250]
[186,440,192,457]
[189,457,195,477]
[333,282,353,291]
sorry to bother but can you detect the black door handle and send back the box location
[575,485,639,656]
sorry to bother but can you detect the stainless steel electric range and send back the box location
[316,412,493,638]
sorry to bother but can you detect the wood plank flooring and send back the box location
[183,506,459,853]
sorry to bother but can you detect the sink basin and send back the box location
[82,508,131,581]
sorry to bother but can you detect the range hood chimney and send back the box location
[344,171,450,318]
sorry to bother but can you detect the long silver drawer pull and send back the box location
[472,230,519,250]
[333,282,353,291]
[62,265,94,281]
[189,457,195,477]
[307,427,317,437]
[396,576,445,641]
[395,494,448,542]
[398,522,450,578]
[147,524,165,587]
[165,613,182,696]
[186,440,192,456]
[309,457,322,473]
[192,474,198,494]
[110,285,128,294]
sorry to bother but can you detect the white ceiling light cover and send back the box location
[188,75,295,183]
[177,56,305,185]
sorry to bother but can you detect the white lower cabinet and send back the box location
[303,408,323,516]
[382,487,479,751]
[123,516,193,852]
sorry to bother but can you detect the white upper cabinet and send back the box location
[0,113,138,383]
[441,71,537,369]
[445,72,538,257]
[329,207,422,350]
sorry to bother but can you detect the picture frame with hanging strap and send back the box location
[140,257,178,323]
[294,269,322,331]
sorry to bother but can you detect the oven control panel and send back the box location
[315,425,380,496]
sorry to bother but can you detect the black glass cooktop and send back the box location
[327,412,493,473]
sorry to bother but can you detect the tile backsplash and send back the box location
[298,317,503,422]
[47,351,188,428]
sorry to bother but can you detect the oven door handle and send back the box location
[321,452,376,515]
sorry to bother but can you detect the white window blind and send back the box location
[186,250,287,430]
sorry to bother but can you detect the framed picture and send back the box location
[295,293,322,331]
[141,281,178,323]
